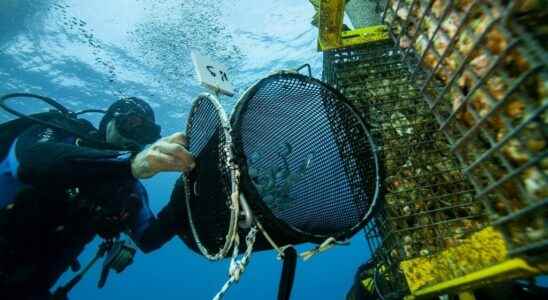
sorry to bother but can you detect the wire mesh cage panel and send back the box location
[231,72,382,245]
[184,94,238,260]
[323,0,547,296]
[324,40,485,297]
[383,0,547,256]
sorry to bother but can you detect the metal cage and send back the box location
[382,0,547,256]
[324,40,484,296]
[323,0,546,297]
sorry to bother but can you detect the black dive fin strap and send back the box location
[277,247,298,300]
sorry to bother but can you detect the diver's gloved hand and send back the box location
[131,132,195,179]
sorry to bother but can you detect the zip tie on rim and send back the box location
[212,226,258,300]
[300,237,350,261]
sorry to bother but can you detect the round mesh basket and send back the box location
[231,72,382,244]
[184,93,239,260]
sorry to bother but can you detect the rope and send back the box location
[300,237,350,261]
[212,226,258,300]
[254,219,286,258]
[209,226,348,299]
[256,219,348,262]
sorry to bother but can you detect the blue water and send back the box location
[0,0,371,299]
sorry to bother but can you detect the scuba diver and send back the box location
[0,94,195,299]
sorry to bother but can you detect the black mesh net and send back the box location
[185,94,235,258]
[232,73,382,242]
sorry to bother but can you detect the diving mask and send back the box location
[113,111,161,145]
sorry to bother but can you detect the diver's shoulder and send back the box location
[74,117,96,128]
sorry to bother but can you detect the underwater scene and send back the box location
[0,0,371,299]
[1,0,547,300]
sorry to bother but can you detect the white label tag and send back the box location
[191,50,235,97]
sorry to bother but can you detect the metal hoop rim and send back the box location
[230,72,384,243]
[184,92,240,260]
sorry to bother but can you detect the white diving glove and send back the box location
[131,132,195,179]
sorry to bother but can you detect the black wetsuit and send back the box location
[0,115,187,299]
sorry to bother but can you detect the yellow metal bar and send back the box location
[400,227,546,299]
[340,25,389,47]
[407,258,540,299]
[400,227,509,292]
[400,227,544,299]
[317,1,389,51]
[318,0,345,50]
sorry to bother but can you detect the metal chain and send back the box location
[212,226,258,300]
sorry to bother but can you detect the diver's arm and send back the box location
[14,124,134,187]
[133,202,180,253]
[131,177,188,253]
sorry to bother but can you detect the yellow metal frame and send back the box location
[399,227,546,299]
[405,258,541,299]
[317,0,388,51]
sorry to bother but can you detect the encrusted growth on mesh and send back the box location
[325,0,546,295]
[383,0,547,255]
[324,41,483,295]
